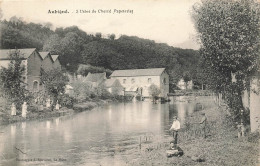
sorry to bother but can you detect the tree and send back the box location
[148,84,161,103]
[0,50,30,107]
[183,71,191,89]
[109,34,116,40]
[71,79,92,101]
[40,68,69,110]
[43,34,61,53]
[192,0,260,122]
[95,32,102,39]
[77,64,112,76]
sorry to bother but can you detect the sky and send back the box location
[0,0,201,49]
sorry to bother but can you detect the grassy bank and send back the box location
[0,99,107,126]
[128,103,259,166]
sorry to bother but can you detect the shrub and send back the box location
[71,80,92,101]
[58,94,75,108]
[148,84,161,103]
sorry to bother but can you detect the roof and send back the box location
[39,52,50,60]
[84,72,106,82]
[0,48,36,60]
[110,68,166,77]
[104,79,123,88]
[51,55,59,62]
[104,79,116,87]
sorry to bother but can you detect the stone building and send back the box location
[51,55,62,70]
[109,68,169,98]
[0,48,62,92]
[0,48,43,92]
[39,52,54,71]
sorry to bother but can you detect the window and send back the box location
[163,78,166,84]
[33,80,39,92]
[131,78,135,84]
[148,78,152,83]
[123,79,126,84]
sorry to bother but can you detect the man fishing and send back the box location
[169,116,181,149]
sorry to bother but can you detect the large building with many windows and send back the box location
[109,68,169,98]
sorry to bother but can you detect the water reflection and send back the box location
[55,118,60,126]
[0,97,213,166]
[11,124,16,137]
[21,122,26,139]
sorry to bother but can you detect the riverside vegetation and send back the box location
[125,97,259,166]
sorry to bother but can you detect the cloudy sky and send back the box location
[1,0,201,49]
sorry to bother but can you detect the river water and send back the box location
[0,96,213,166]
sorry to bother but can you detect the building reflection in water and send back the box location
[46,120,51,137]
[11,124,16,137]
[46,121,51,129]
[55,118,60,126]
[21,122,26,136]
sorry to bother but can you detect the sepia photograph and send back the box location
[0,0,259,165]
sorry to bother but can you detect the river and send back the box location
[0,96,213,166]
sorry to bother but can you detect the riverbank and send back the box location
[128,103,259,166]
[169,90,213,96]
[0,99,108,126]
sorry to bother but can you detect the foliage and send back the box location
[77,64,112,76]
[148,84,161,101]
[70,79,111,101]
[93,83,111,100]
[192,0,260,124]
[0,17,53,50]
[1,17,201,88]
[71,80,93,102]
[183,71,191,89]
[40,68,69,108]
[57,94,75,109]
[0,50,31,107]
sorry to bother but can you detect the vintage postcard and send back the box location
[0,0,259,165]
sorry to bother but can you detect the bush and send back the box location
[123,94,134,101]
[0,97,11,114]
[28,104,39,113]
[136,95,143,101]
[58,94,75,108]
[71,80,92,101]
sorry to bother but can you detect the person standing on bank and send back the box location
[169,116,181,149]
[200,112,207,138]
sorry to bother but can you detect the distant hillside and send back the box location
[0,17,201,87]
